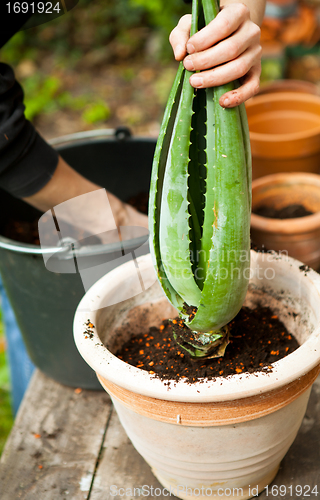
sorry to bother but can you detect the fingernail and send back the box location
[184,57,195,71]
[190,75,203,87]
[187,43,195,54]
[174,44,184,59]
[223,98,230,107]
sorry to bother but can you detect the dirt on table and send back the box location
[253,203,313,219]
[116,305,299,383]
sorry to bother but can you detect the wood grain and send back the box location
[0,370,112,500]
[90,408,163,500]
[0,371,319,500]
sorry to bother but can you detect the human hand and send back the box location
[169,3,262,108]
[29,157,149,248]
[38,189,148,250]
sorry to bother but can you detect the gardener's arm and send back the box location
[170,0,266,107]
[23,155,148,230]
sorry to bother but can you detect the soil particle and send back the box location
[182,303,197,321]
[250,240,270,253]
[116,306,299,383]
[299,264,311,275]
[84,320,95,339]
[253,204,313,219]
[43,430,60,439]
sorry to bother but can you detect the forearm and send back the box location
[23,155,103,212]
[23,155,149,232]
[220,0,266,26]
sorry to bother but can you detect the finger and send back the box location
[187,3,249,54]
[219,63,262,108]
[169,14,191,61]
[189,45,262,90]
[184,21,260,72]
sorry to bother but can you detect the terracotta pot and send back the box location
[251,172,320,269]
[245,92,320,179]
[258,79,320,97]
[74,252,320,500]
[268,0,296,5]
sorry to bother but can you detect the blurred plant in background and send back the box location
[129,0,189,48]
[0,309,14,456]
[0,0,189,136]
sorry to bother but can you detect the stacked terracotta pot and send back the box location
[247,81,320,271]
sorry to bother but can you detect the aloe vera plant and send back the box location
[149,0,252,359]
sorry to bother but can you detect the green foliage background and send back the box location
[2,0,188,65]
[0,0,189,125]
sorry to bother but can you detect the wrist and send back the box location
[220,0,266,26]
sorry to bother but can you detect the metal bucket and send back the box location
[0,129,155,389]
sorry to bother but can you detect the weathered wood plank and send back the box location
[1,372,319,500]
[91,378,320,500]
[0,370,112,500]
[90,407,165,500]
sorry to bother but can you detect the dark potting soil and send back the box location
[116,306,299,383]
[1,192,149,245]
[253,203,313,219]
[3,219,40,245]
[126,191,149,215]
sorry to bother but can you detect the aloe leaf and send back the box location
[189,86,250,331]
[159,68,201,307]
[148,63,185,310]
[239,101,252,212]
[197,86,215,285]
[150,0,251,355]
[202,0,219,19]
[153,0,202,308]
[188,88,207,282]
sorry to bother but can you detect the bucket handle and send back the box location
[48,127,132,147]
[0,127,134,255]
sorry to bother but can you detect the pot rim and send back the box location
[246,92,320,143]
[73,251,320,403]
[258,79,320,97]
[251,172,320,234]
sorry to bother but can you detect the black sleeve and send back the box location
[0,6,58,199]
[0,63,59,198]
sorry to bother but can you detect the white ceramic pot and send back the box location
[74,251,320,500]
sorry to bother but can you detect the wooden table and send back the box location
[0,370,319,500]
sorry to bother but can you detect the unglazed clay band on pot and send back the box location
[97,364,320,427]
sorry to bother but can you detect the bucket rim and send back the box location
[0,128,151,256]
[0,233,149,257]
